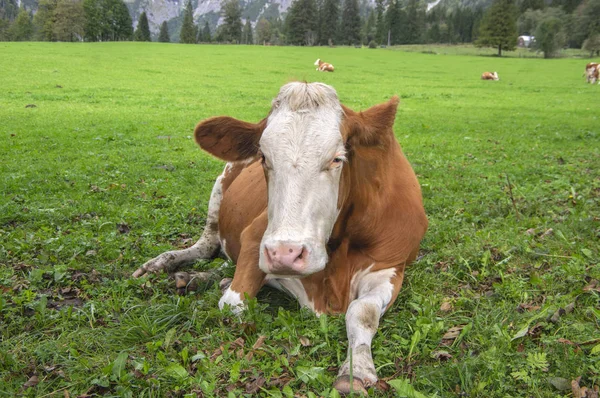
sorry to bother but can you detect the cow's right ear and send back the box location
[194,116,266,162]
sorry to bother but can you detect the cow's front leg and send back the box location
[218,213,267,313]
[132,167,226,278]
[334,266,405,395]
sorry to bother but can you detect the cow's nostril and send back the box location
[289,248,293,253]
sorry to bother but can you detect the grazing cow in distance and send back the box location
[315,58,335,72]
[132,82,428,394]
[481,71,499,81]
[585,62,599,84]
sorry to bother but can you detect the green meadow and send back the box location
[1,42,599,397]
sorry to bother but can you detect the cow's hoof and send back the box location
[333,375,368,395]
[219,277,232,293]
[174,271,212,295]
[175,272,197,295]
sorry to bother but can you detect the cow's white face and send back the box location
[314,59,321,66]
[258,83,345,277]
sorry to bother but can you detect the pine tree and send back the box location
[385,0,405,45]
[319,0,339,45]
[158,20,170,42]
[242,19,253,44]
[285,0,317,45]
[9,8,33,40]
[134,11,151,41]
[405,0,422,43]
[111,0,133,41]
[341,0,361,45]
[0,0,19,21]
[203,20,211,42]
[255,17,270,44]
[33,0,58,41]
[475,0,518,56]
[362,9,375,44]
[53,0,84,41]
[221,0,242,43]
[374,0,385,43]
[82,0,101,41]
[0,18,10,40]
[180,0,196,43]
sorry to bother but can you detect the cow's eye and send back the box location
[330,156,345,169]
[260,154,266,164]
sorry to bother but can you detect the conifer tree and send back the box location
[385,0,405,44]
[285,0,317,45]
[255,17,270,44]
[221,0,242,43]
[0,0,19,21]
[374,0,385,43]
[319,0,339,45]
[82,0,101,40]
[9,8,33,40]
[341,0,361,45]
[202,20,211,42]
[112,0,133,40]
[134,11,151,41]
[33,0,58,41]
[180,0,196,43]
[53,0,84,41]
[242,19,253,43]
[405,0,421,43]
[475,0,518,56]
[362,9,375,43]
[158,20,170,42]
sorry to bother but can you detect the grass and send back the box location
[1,42,599,397]
[390,43,593,58]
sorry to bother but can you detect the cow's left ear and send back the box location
[194,116,267,162]
[342,96,400,147]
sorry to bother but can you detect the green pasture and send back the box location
[1,42,599,397]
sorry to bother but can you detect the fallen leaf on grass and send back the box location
[245,335,267,361]
[440,299,453,312]
[441,325,464,346]
[516,302,541,313]
[245,376,266,394]
[442,325,463,340]
[431,350,453,360]
[299,336,312,347]
[572,376,600,398]
[583,280,600,293]
[550,308,566,323]
[116,223,130,234]
[23,375,39,389]
[548,377,571,391]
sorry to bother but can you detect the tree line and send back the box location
[1,0,599,57]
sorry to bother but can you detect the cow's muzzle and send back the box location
[262,241,307,275]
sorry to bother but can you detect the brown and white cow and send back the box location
[585,62,599,84]
[315,58,335,72]
[481,71,499,81]
[132,82,427,394]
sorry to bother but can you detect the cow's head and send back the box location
[314,59,321,66]
[194,82,398,277]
